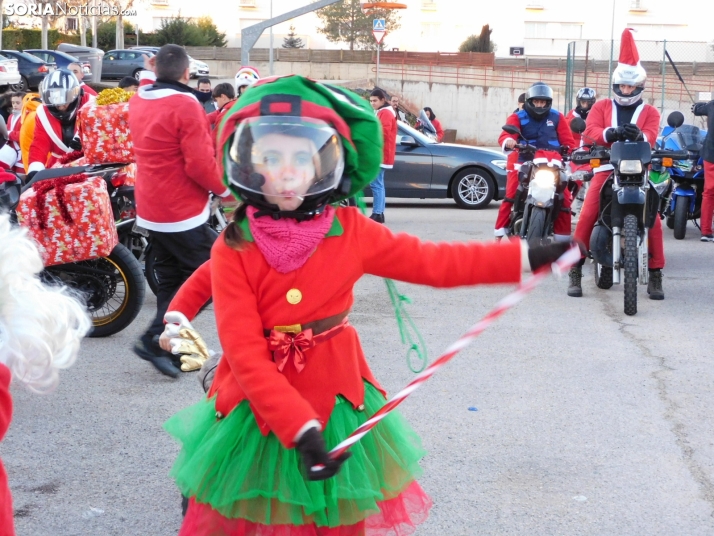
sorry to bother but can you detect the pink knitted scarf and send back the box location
[246,205,336,273]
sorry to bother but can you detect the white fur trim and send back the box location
[28,161,46,173]
[136,199,211,232]
[494,227,509,237]
[137,86,199,102]
[139,70,156,83]
[36,106,70,154]
[293,420,322,443]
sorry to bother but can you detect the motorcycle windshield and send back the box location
[676,125,703,152]
[417,109,436,136]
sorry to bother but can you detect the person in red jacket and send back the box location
[129,45,231,378]
[206,82,236,130]
[162,75,577,535]
[569,28,665,300]
[423,107,444,142]
[368,88,395,223]
[0,213,90,536]
[0,92,25,173]
[27,69,92,175]
[495,82,576,240]
[68,62,98,97]
[566,87,596,123]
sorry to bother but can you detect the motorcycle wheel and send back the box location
[525,206,548,247]
[45,244,146,337]
[673,195,688,240]
[594,263,614,289]
[144,244,159,296]
[623,214,638,316]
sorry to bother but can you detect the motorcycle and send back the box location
[0,164,146,337]
[569,117,687,316]
[501,124,575,246]
[656,111,707,239]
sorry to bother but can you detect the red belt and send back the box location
[265,311,349,373]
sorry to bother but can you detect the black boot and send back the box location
[647,269,664,300]
[369,213,385,224]
[567,265,583,297]
[133,333,180,378]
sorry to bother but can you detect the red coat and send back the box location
[498,110,576,152]
[432,118,444,142]
[207,207,522,447]
[584,99,660,149]
[129,76,230,232]
[7,114,21,148]
[0,364,14,536]
[81,83,98,97]
[377,106,396,168]
[168,260,212,320]
[27,93,93,173]
[207,100,236,130]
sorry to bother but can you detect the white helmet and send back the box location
[612,29,646,107]
[234,66,260,96]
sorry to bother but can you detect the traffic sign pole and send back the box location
[373,19,386,88]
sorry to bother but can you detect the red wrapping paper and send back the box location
[78,101,134,164]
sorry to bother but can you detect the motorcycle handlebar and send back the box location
[652,150,689,160]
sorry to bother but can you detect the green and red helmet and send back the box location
[216,75,382,218]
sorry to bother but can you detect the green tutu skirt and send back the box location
[164,382,429,530]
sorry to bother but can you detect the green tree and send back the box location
[282,24,305,49]
[458,24,495,53]
[87,19,135,51]
[315,0,401,51]
[155,15,206,46]
[196,16,227,47]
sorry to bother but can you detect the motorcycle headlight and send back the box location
[619,160,643,174]
[529,169,557,204]
[491,159,507,170]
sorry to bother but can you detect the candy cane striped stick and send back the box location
[328,246,581,460]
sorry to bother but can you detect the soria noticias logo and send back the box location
[5,2,137,17]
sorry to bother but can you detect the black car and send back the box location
[365,122,508,209]
[0,50,53,90]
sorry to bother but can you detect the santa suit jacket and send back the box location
[7,114,21,149]
[205,207,523,448]
[27,92,93,173]
[584,98,660,149]
[376,106,396,168]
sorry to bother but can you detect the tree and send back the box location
[316,0,401,51]
[195,16,226,47]
[458,24,495,53]
[282,24,305,49]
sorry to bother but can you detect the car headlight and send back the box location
[619,160,643,174]
[491,159,507,170]
[529,169,557,204]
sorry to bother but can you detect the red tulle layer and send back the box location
[179,481,432,536]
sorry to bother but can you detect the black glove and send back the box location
[605,126,625,143]
[25,170,37,183]
[296,427,351,481]
[68,136,82,152]
[622,123,643,141]
[528,240,583,272]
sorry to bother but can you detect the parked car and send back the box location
[0,56,21,90]
[364,122,507,209]
[0,50,53,91]
[129,47,209,77]
[102,49,151,79]
[23,49,92,77]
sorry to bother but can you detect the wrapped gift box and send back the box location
[17,175,118,267]
[79,101,134,164]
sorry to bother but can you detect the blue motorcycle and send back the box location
[657,113,707,239]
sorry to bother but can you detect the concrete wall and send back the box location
[205,60,371,82]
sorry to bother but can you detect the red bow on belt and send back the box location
[268,329,315,373]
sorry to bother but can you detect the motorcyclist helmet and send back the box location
[612,28,646,107]
[235,66,260,97]
[576,87,596,108]
[524,82,553,121]
[40,68,83,123]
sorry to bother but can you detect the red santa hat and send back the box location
[618,28,641,68]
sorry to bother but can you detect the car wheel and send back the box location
[132,68,142,80]
[450,168,495,209]
[10,76,28,92]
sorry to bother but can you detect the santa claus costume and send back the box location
[162,75,575,535]
[568,28,665,299]
[0,214,90,536]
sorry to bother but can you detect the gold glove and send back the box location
[172,327,211,372]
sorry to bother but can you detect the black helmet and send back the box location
[40,68,83,123]
[524,82,553,121]
[575,87,596,119]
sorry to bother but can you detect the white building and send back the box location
[135,0,710,57]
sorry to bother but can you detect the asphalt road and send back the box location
[4,199,714,535]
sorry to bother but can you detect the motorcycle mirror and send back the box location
[502,125,521,136]
[570,117,587,134]
[667,111,685,129]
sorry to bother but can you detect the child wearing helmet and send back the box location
[234,66,260,97]
[164,75,575,535]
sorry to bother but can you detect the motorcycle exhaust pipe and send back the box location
[612,226,621,284]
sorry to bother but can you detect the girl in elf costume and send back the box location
[164,75,576,535]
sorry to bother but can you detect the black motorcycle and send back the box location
[502,124,574,246]
[0,164,146,337]
[570,117,687,316]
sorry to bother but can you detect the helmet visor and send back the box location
[227,116,345,201]
[43,85,80,107]
[526,84,554,101]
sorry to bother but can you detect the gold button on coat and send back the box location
[356,404,365,412]
[286,288,302,305]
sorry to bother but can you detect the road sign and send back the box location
[373,30,386,44]
[373,19,386,31]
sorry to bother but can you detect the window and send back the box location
[421,22,441,39]
[630,0,646,10]
[65,17,77,31]
[560,23,582,39]
[525,22,547,38]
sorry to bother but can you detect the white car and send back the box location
[0,57,21,89]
